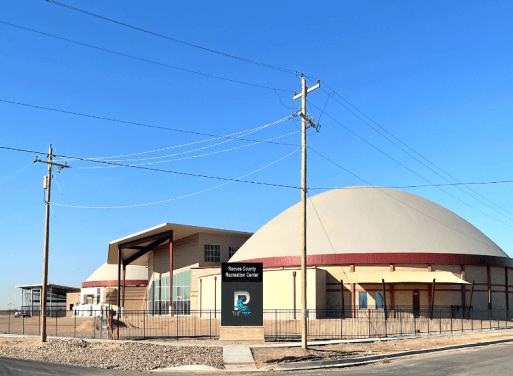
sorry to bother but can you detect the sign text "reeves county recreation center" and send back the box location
[222,263,263,282]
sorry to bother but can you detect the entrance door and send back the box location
[413,290,420,317]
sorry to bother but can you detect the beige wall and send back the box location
[465,265,487,284]
[432,264,461,276]
[198,268,323,311]
[198,233,250,267]
[491,267,505,285]
[66,291,80,309]
[395,264,428,272]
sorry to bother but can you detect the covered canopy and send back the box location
[107,222,252,266]
[346,271,469,284]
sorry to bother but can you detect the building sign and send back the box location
[221,262,263,326]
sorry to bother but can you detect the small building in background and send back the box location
[70,262,148,317]
[16,283,78,317]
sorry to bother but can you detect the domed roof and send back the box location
[230,188,508,264]
[84,263,148,286]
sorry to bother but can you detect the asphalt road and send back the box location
[1,343,512,375]
[296,342,513,376]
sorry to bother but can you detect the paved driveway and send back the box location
[291,342,513,376]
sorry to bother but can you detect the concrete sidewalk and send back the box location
[223,345,258,372]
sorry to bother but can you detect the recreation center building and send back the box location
[103,188,513,317]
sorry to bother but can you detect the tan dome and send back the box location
[230,188,508,263]
[83,263,148,287]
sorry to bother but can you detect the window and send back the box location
[228,246,239,259]
[375,292,384,309]
[204,244,220,263]
[173,270,191,315]
[153,277,170,314]
[359,292,368,309]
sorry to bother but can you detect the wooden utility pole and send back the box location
[293,74,320,349]
[33,144,70,342]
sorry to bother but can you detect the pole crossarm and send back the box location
[33,156,71,171]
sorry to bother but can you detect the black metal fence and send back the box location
[1,307,511,341]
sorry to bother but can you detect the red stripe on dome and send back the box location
[81,279,148,288]
[237,253,513,268]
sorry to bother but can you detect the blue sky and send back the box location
[1,0,512,308]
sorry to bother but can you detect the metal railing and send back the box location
[0,307,511,341]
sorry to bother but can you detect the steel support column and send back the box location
[117,246,121,340]
[169,235,173,315]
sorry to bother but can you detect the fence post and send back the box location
[384,309,388,338]
[368,311,371,338]
[340,309,343,339]
[176,312,179,341]
[7,310,10,334]
[56,312,58,337]
[274,309,277,340]
[427,313,430,336]
[481,315,483,332]
[209,310,212,340]
[143,312,146,339]
[461,311,464,333]
[439,312,441,334]
[451,315,453,333]
[400,311,403,337]
[74,313,76,338]
[471,309,473,332]
[22,315,24,335]
[39,311,41,336]
[414,312,416,336]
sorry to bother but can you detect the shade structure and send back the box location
[347,271,469,284]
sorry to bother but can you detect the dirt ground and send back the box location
[251,329,513,368]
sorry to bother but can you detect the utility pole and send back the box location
[33,144,70,342]
[293,74,320,349]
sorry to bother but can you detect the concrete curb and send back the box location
[272,336,513,371]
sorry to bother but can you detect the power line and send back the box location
[59,114,295,164]
[51,148,300,209]
[308,102,513,228]
[314,87,513,221]
[78,130,299,169]
[0,20,292,93]
[307,149,504,249]
[311,77,513,218]
[0,98,300,147]
[45,0,299,75]
[0,145,301,189]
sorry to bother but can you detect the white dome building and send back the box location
[74,263,148,316]
[200,188,512,316]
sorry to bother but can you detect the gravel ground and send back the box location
[0,338,224,372]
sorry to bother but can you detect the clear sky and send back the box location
[1,0,512,308]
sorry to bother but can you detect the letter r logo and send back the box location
[234,290,250,311]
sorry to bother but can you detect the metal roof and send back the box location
[231,188,509,263]
[107,222,253,265]
[15,283,79,291]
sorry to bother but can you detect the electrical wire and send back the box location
[0,163,32,184]
[310,180,513,190]
[74,115,295,163]
[50,148,300,209]
[79,130,299,169]
[310,77,513,218]
[308,102,513,229]
[0,20,293,93]
[0,146,301,189]
[0,99,300,147]
[45,0,298,75]
[308,148,502,249]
